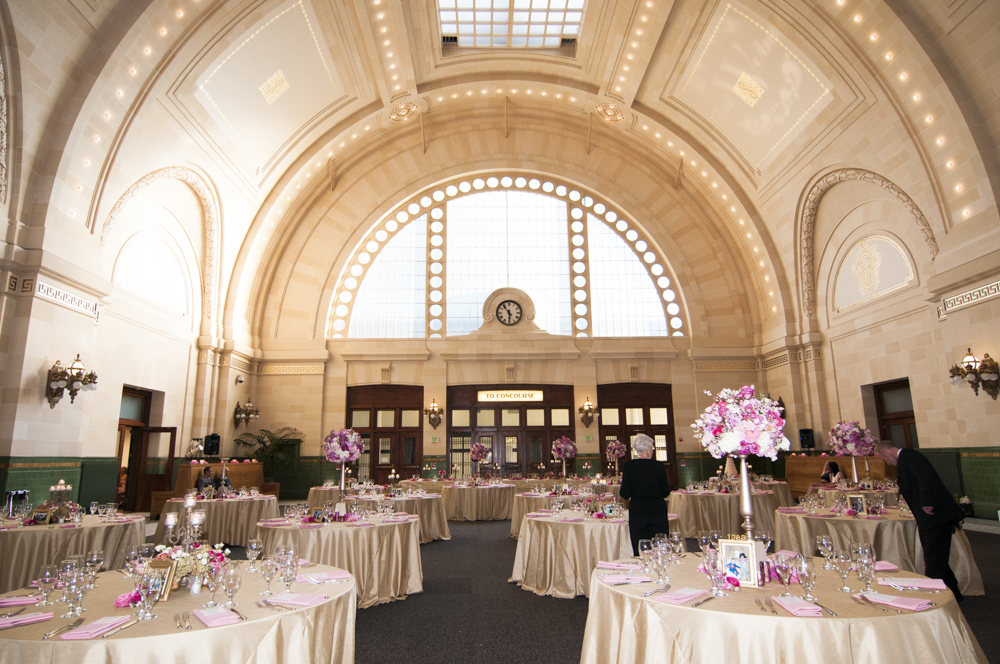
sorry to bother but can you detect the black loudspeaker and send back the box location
[799,429,815,449]
[204,433,221,456]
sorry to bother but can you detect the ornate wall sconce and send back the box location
[949,348,999,400]
[423,398,444,429]
[46,354,98,408]
[578,397,597,427]
[233,399,260,428]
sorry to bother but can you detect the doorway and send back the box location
[117,389,177,512]
[346,385,424,484]
[875,379,919,448]
[596,383,677,486]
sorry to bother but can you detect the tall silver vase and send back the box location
[737,454,755,540]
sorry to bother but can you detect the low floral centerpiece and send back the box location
[324,428,363,491]
[552,436,577,477]
[605,439,626,475]
[828,420,876,482]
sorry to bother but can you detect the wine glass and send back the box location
[637,539,653,573]
[60,579,83,619]
[97,503,107,521]
[832,550,853,592]
[856,557,876,592]
[259,556,279,596]
[797,557,818,601]
[246,538,262,573]
[135,572,158,620]
[124,545,141,578]
[89,502,98,516]
[222,563,242,608]
[281,556,299,592]
[85,550,104,588]
[203,565,223,608]
[708,550,729,597]
[772,554,795,597]
[669,532,685,563]
[815,535,833,569]
[35,565,58,606]
[697,531,712,555]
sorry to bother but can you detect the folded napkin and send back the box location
[61,615,130,639]
[383,516,410,522]
[298,523,323,529]
[877,577,945,590]
[298,558,311,566]
[667,513,678,519]
[778,508,806,513]
[296,569,351,583]
[526,513,543,518]
[393,512,409,516]
[268,592,327,607]
[859,591,933,611]
[0,611,52,630]
[876,561,899,571]
[600,574,651,585]
[350,522,373,527]
[653,588,708,605]
[0,526,17,531]
[772,595,823,617]
[59,524,79,529]
[864,516,883,520]
[597,561,643,571]
[811,514,838,518]
[561,517,584,523]
[756,490,774,494]
[0,595,42,607]
[192,607,241,628]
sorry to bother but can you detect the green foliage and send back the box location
[234,427,303,478]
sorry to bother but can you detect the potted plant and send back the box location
[234,427,303,481]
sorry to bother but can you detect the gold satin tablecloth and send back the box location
[754,481,794,507]
[153,496,279,547]
[257,517,423,608]
[580,555,987,664]
[818,487,899,508]
[0,563,355,664]
[306,487,344,507]
[774,509,984,596]
[397,480,455,494]
[509,510,631,598]
[349,495,451,543]
[441,485,517,521]
[0,516,144,594]
[667,491,782,538]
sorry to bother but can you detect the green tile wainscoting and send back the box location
[0,457,119,510]
[421,456,448,479]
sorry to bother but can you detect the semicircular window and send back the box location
[834,235,914,312]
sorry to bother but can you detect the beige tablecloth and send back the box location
[0,516,144,594]
[818,487,899,508]
[398,480,455,494]
[0,562,355,664]
[306,487,344,507]
[774,509,984,596]
[667,491,782,538]
[349,495,451,543]
[509,510,631,598]
[754,482,794,507]
[257,517,423,608]
[441,485,517,521]
[153,496,279,547]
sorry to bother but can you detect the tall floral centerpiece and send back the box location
[470,442,490,478]
[691,385,789,538]
[605,439,626,475]
[324,429,363,491]
[552,436,577,478]
[828,421,877,483]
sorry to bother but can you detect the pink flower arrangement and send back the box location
[242,459,251,464]
[605,439,626,459]
[470,442,490,462]
[828,421,876,457]
[690,385,790,461]
[438,470,447,478]
[551,436,577,460]
[115,590,140,608]
[323,429,363,463]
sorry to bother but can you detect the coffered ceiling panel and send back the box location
[671,2,833,169]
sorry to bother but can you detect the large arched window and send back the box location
[328,173,686,339]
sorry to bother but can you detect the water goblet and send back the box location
[124,545,141,578]
[797,557,818,601]
[246,538,262,573]
[35,565,58,606]
[106,503,118,518]
[135,572,158,620]
[85,549,104,588]
[259,556,279,596]
[815,536,832,569]
[709,552,730,597]
[669,532,685,563]
[697,531,712,555]
[97,503,107,521]
[89,502,98,516]
[222,563,243,608]
[832,551,853,592]
[637,539,653,572]
[203,565,223,608]
[281,557,299,592]
[857,558,876,592]
[60,583,83,619]
[772,554,795,597]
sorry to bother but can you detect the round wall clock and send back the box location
[496,300,522,326]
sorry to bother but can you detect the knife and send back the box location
[43,617,83,639]
[807,599,837,616]
[691,596,716,608]
[0,607,26,619]
[102,619,138,638]
[229,608,248,621]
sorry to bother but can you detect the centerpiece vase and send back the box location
[851,457,859,485]
[562,459,567,478]
[737,454,755,540]
[339,461,346,492]
[614,458,618,475]
[863,456,871,480]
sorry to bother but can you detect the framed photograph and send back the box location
[848,494,867,514]
[30,508,51,524]
[718,538,761,588]
[146,559,177,601]
[312,508,325,522]
[601,503,615,516]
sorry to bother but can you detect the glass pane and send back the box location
[401,410,420,427]
[526,409,545,426]
[501,409,520,427]
[377,410,395,427]
[379,437,392,464]
[887,424,906,447]
[119,394,144,421]
[119,428,132,468]
[908,422,919,449]
[654,434,668,461]
[145,432,171,474]
[452,409,470,427]
[478,436,493,464]
[530,436,543,464]
[601,408,619,426]
[440,0,587,48]
[477,409,495,427]
[505,436,518,464]
[551,409,569,427]
[351,410,371,428]
[649,407,669,425]
[625,408,644,425]
[881,387,913,413]
[450,435,471,479]
[358,434,371,481]
[404,437,416,465]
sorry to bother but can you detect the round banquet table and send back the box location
[753,481,794,507]
[509,510,632,598]
[348,494,451,543]
[579,556,987,664]
[397,480,455,494]
[441,485,517,521]
[774,507,984,596]
[257,516,423,608]
[153,496,279,547]
[306,487,344,508]
[0,562,355,664]
[0,515,145,594]
[667,490,782,538]
[817,486,899,508]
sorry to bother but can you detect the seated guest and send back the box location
[820,461,844,484]
[195,466,216,490]
[619,434,671,556]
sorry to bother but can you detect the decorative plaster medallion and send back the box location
[850,239,881,299]
[732,72,764,107]
[259,69,291,105]
[389,101,419,121]
[594,102,624,122]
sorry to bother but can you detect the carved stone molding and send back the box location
[99,167,221,320]
[0,48,7,205]
[799,169,939,317]
[693,361,758,371]
[259,364,325,375]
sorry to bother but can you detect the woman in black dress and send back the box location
[619,434,672,556]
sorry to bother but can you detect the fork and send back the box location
[889,583,940,594]
[859,594,898,613]
[642,583,670,597]
[262,599,287,611]
[256,600,283,613]
[753,597,767,614]
[174,613,182,629]
[182,612,191,630]
[764,597,778,615]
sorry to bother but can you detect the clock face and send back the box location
[496,300,522,326]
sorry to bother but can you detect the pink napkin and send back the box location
[192,607,241,627]
[561,517,584,523]
[600,574,651,585]
[857,591,933,611]
[597,561,643,570]
[864,516,883,520]
[0,611,52,630]
[297,558,311,566]
[393,512,409,516]
[811,514,837,518]
[772,595,822,617]
[298,523,323,529]
[383,516,410,523]
[877,577,945,590]
[267,592,327,607]
[296,569,351,583]
[779,508,806,513]
[667,513,678,518]
[259,518,287,523]
[0,595,43,606]
[60,524,79,529]
[350,522,373,527]
[61,615,130,639]
[526,513,543,518]
[653,588,708,605]
[875,561,898,571]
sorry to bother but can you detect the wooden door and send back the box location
[135,427,176,512]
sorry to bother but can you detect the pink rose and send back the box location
[190,460,198,465]
[243,459,251,463]
[115,591,139,608]
[845,509,857,516]
[251,459,258,463]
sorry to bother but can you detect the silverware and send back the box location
[229,608,248,621]
[807,599,837,616]
[691,596,715,608]
[182,612,191,630]
[262,599,286,611]
[256,600,283,613]
[764,597,778,615]
[174,613,182,629]
[43,617,83,639]
[306,578,347,584]
[889,583,940,593]
[642,584,670,597]
[753,597,767,614]
[859,594,898,613]
[102,619,138,638]
[0,607,26,619]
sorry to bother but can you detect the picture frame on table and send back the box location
[601,503,615,516]
[848,494,868,514]
[30,508,51,524]
[312,508,326,522]
[146,559,177,601]
[718,538,761,588]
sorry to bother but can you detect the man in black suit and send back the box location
[619,434,671,556]
[876,441,965,600]
[195,467,216,491]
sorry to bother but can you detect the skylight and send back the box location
[438,0,586,49]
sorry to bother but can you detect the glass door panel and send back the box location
[449,434,472,479]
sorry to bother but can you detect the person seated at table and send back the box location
[195,467,216,490]
[619,434,671,556]
[820,461,844,484]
